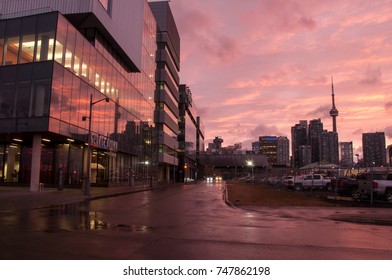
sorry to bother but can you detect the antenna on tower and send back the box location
[329,76,339,133]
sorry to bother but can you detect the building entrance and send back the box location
[0,143,21,183]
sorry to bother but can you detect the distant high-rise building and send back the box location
[291,120,308,167]
[299,145,312,167]
[308,119,324,163]
[320,131,339,164]
[362,132,386,167]
[213,136,224,149]
[277,136,290,166]
[259,136,278,165]
[207,136,223,154]
[340,142,354,167]
[387,145,392,166]
[252,141,260,154]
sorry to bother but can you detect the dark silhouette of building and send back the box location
[308,119,323,163]
[362,132,386,167]
[291,120,308,167]
[340,141,353,167]
[320,130,339,164]
[178,84,204,182]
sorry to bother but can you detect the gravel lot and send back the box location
[226,180,392,208]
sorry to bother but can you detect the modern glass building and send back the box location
[0,0,157,190]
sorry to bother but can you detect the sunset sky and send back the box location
[168,0,392,156]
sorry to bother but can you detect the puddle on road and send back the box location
[330,216,392,227]
[36,202,152,233]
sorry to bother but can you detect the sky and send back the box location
[167,0,392,156]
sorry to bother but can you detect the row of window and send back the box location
[0,62,51,119]
[50,63,148,144]
[0,13,155,124]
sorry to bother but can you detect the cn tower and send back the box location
[329,76,339,133]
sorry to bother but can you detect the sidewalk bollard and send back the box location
[39,183,44,191]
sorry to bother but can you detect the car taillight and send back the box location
[373,181,378,189]
[339,181,344,187]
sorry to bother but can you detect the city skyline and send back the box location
[169,0,392,156]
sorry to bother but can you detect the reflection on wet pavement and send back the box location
[0,201,152,233]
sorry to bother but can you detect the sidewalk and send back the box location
[0,183,160,212]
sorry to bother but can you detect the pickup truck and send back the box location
[300,174,331,190]
[371,173,392,202]
[331,177,359,198]
[356,172,392,202]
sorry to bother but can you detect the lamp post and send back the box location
[82,93,109,197]
[246,160,254,183]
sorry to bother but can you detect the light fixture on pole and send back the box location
[246,160,254,183]
[82,93,110,197]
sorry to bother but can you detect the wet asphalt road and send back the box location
[1,180,392,259]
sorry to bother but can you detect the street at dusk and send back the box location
[1,2,392,279]
[1,181,392,260]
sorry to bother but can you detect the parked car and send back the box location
[282,176,295,188]
[356,173,392,202]
[373,173,392,202]
[355,172,386,200]
[300,174,331,190]
[331,177,359,198]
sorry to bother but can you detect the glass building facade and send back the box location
[0,9,156,188]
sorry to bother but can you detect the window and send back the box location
[35,13,56,62]
[31,79,50,117]
[4,36,20,65]
[19,34,35,63]
[99,0,112,14]
[0,83,15,118]
[15,82,31,117]
[4,19,21,65]
[55,15,67,64]
[0,22,5,65]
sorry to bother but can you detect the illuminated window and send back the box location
[35,34,54,61]
[19,35,35,63]
[54,41,64,63]
[64,49,72,68]
[4,36,19,65]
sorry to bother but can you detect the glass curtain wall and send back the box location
[0,9,157,186]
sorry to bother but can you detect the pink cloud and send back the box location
[360,66,382,85]
[249,124,286,139]
[385,102,392,112]
[169,0,392,150]
[240,0,318,34]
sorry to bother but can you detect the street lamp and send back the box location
[82,93,110,197]
[246,160,254,183]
